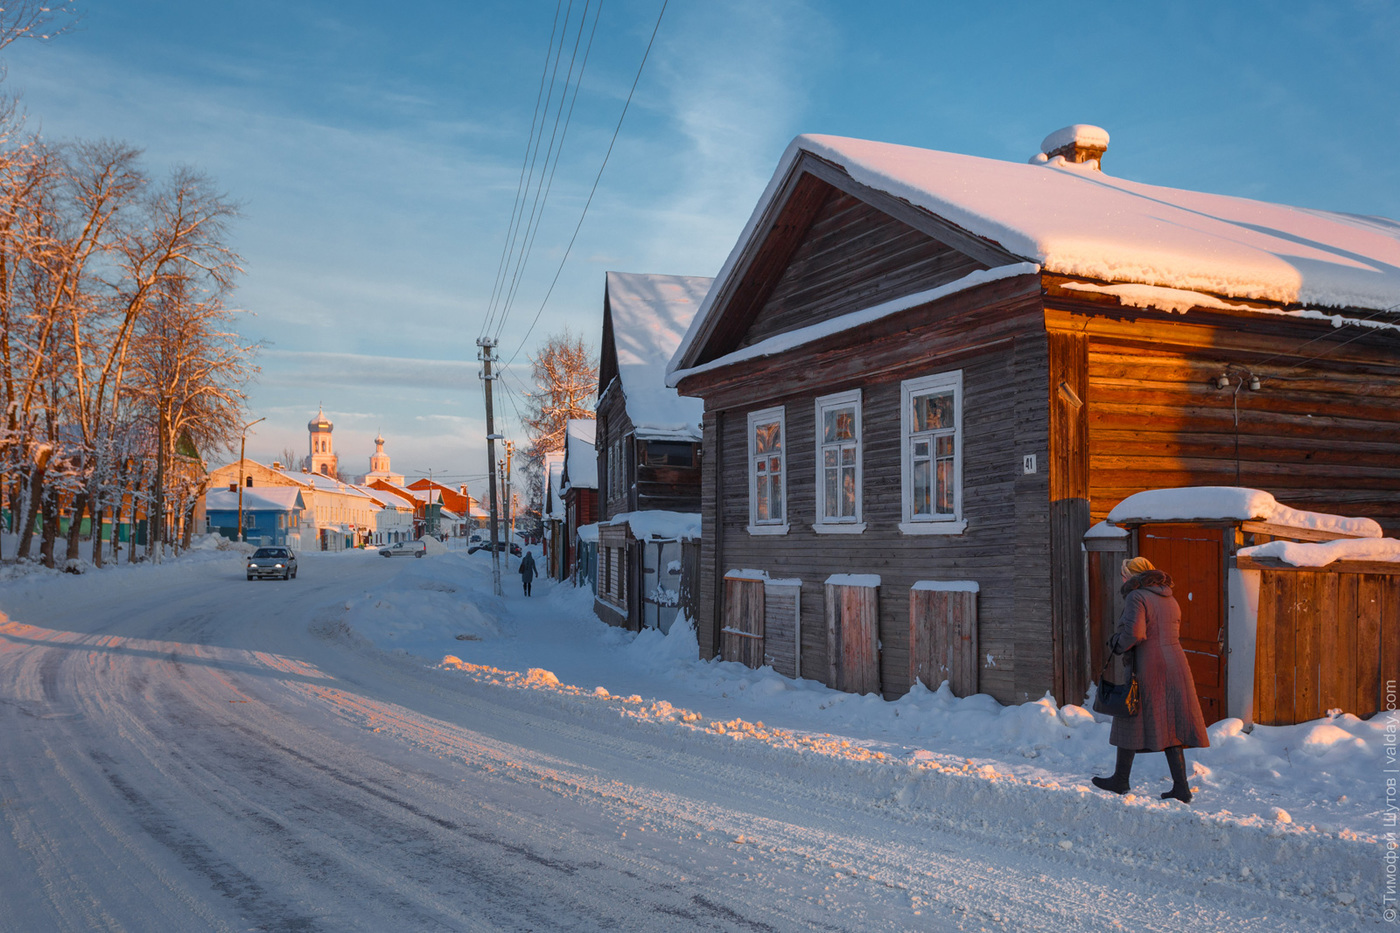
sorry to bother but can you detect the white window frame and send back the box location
[746,406,788,535]
[900,370,967,535]
[813,389,865,534]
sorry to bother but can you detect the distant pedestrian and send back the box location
[518,549,537,596]
[1092,556,1210,803]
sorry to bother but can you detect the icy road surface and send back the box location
[0,550,1375,931]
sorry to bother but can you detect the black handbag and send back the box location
[1092,650,1140,718]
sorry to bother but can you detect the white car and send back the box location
[378,541,425,558]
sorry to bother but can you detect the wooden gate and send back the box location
[1138,524,1226,724]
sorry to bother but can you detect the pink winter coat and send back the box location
[1108,571,1211,752]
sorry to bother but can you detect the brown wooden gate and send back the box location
[1138,523,1226,724]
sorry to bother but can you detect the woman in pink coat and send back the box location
[1092,556,1210,803]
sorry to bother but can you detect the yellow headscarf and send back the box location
[1122,556,1155,576]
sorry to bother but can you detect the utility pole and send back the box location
[236,416,266,545]
[477,337,503,596]
[503,440,513,571]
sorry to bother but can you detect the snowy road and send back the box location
[0,552,1377,931]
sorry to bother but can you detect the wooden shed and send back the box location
[667,128,1400,707]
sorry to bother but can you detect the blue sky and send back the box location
[8,0,1398,494]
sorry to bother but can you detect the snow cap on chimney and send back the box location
[1030,124,1109,170]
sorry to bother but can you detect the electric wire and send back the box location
[495,1,602,339]
[503,0,668,367]
[481,0,565,340]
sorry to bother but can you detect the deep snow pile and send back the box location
[340,549,1389,852]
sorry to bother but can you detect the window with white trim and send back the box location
[900,371,965,534]
[747,406,787,533]
[814,389,862,531]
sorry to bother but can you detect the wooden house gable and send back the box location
[681,152,1021,369]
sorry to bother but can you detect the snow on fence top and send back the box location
[1239,537,1400,568]
[911,580,980,592]
[826,573,881,587]
[606,272,711,441]
[1106,486,1383,538]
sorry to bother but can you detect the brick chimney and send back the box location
[1033,124,1109,170]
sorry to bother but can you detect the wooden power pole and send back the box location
[477,337,503,596]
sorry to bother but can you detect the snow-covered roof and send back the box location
[606,272,711,441]
[1106,486,1383,538]
[542,452,565,520]
[563,419,597,491]
[604,510,701,541]
[670,133,1400,379]
[205,487,304,512]
[274,468,379,501]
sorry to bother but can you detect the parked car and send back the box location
[247,546,297,580]
[378,541,426,558]
[467,539,522,556]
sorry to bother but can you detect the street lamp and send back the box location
[236,416,266,543]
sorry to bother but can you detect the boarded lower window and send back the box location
[722,574,765,668]
[600,545,625,607]
[762,581,801,679]
[909,582,979,696]
[825,577,880,695]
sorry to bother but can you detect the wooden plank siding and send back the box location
[1243,563,1400,724]
[740,190,990,349]
[686,278,1055,704]
[1044,285,1400,537]
[825,582,880,694]
[909,587,979,696]
[722,576,765,668]
[698,411,721,659]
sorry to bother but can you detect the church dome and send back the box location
[308,407,333,432]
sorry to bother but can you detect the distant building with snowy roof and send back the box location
[594,272,710,631]
[667,127,1400,713]
[559,419,598,584]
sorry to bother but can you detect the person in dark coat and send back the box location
[518,549,537,596]
[1092,556,1210,803]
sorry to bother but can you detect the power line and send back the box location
[495,1,602,340]
[481,0,565,340]
[504,0,669,367]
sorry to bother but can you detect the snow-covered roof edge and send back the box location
[669,264,1037,385]
[606,272,710,440]
[1107,486,1382,538]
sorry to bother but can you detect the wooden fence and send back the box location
[1240,556,1400,725]
[909,585,979,696]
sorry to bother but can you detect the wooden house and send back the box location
[667,127,1400,709]
[594,272,712,631]
[559,418,598,583]
[541,451,566,579]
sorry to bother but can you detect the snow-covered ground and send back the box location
[0,540,1388,930]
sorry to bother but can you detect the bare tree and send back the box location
[521,328,596,465]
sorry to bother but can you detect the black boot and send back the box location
[1161,746,1192,803]
[1092,748,1135,795]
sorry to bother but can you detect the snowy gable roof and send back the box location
[205,486,304,512]
[793,134,1400,310]
[605,272,711,441]
[670,133,1400,379]
[542,451,565,519]
[563,419,597,490]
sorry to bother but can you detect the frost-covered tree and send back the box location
[521,329,596,465]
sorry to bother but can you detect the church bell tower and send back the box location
[305,407,338,477]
